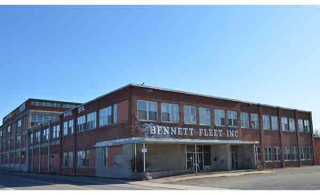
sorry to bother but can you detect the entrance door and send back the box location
[186,145,211,172]
[231,145,239,170]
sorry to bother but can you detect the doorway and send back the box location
[231,145,239,170]
[186,145,211,172]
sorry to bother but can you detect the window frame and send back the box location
[99,106,112,127]
[214,109,225,127]
[271,116,279,131]
[262,115,271,130]
[184,105,197,125]
[199,107,211,126]
[250,113,259,129]
[241,112,249,129]
[227,110,238,128]
[137,100,158,122]
[161,103,180,124]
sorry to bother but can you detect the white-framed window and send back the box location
[63,121,68,136]
[184,105,197,125]
[255,146,261,163]
[43,128,49,141]
[137,100,158,121]
[69,120,74,134]
[215,109,225,126]
[301,146,306,160]
[265,146,272,162]
[241,112,249,128]
[113,104,118,124]
[273,147,281,162]
[250,113,259,129]
[17,120,22,128]
[99,106,112,127]
[227,110,238,127]
[284,146,291,161]
[52,125,60,139]
[271,116,279,130]
[77,150,86,168]
[161,103,179,123]
[298,119,304,132]
[281,117,289,131]
[87,112,97,130]
[199,107,211,126]
[102,147,109,167]
[263,115,271,130]
[292,146,298,161]
[289,118,296,132]
[77,115,86,132]
[304,120,310,132]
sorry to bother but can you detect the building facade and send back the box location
[0,84,317,179]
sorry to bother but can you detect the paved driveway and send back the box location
[165,166,320,190]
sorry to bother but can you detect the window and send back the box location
[255,146,261,162]
[113,104,118,124]
[301,146,306,160]
[137,100,158,121]
[102,147,109,166]
[161,103,179,123]
[298,119,304,132]
[273,147,281,161]
[199,107,211,126]
[68,152,74,168]
[63,121,68,136]
[263,115,271,130]
[227,111,238,127]
[99,106,112,126]
[77,151,86,168]
[43,128,49,141]
[30,133,34,144]
[87,112,97,130]
[17,120,22,128]
[35,131,40,143]
[184,105,197,124]
[281,117,289,131]
[241,112,249,128]
[0,130,2,137]
[52,125,60,139]
[306,147,313,160]
[284,147,291,161]
[63,152,68,167]
[304,120,310,132]
[77,115,86,132]
[68,120,74,134]
[7,125,11,137]
[289,118,296,132]
[271,116,279,130]
[292,146,298,161]
[215,109,225,126]
[250,114,259,129]
[265,147,272,162]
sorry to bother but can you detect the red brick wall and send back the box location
[315,138,320,165]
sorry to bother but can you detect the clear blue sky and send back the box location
[0,6,319,129]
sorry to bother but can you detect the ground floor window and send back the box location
[77,150,89,168]
[265,147,272,162]
[273,147,281,162]
[292,146,298,161]
[102,147,109,167]
[255,146,261,162]
[63,152,68,167]
[301,146,306,160]
[284,147,291,161]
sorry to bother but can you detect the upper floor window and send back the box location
[77,115,86,132]
[304,120,310,132]
[113,104,118,124]
[63,121,68,136]
[215,109,225,127]
[52,125,60,139]
[36,131,41,143]
[262,115,271,130]
[241,112,249,128]
[184,105,197,125]
[43,128,49,141]
[298,119,304,132]
[7,125,11,136]
[17,120,22,128]
[137,100,158,121]
[69,120,74,134]
[271,116,279,130]
[87,112,97,130]
[100,106,112,126]
[227,111,238,127]
[199,107,211,126]
[289,118,296,132]
[250,113,259,129]
[161,103,179,123]
[281,117,289,131]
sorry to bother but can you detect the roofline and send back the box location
[26,98,82,105]
[129,83,312,113]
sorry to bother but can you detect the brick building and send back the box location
[0,84,317,179]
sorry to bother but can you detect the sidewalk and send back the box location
[149,169,274,183]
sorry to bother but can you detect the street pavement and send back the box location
[163,166,320,190]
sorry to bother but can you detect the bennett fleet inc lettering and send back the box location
[144,124,239,138]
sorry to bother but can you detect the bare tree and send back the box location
[314,128,320,137]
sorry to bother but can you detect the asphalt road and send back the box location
[167,166,320,190]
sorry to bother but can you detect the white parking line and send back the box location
[0,185,14,190]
